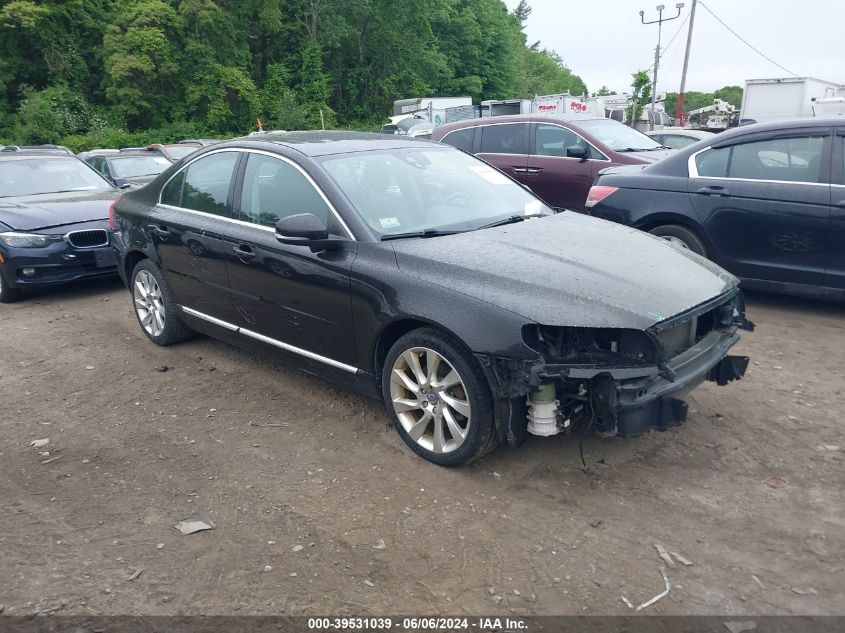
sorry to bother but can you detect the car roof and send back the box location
[0,144,73,156]
[715,118,842,142]
[435,113,607,132]
[108,150,161,158]
[221,130,439,157]
[0,151,79,161]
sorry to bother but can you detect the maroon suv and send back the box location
[431,115,675,211]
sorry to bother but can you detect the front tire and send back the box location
[648,224,708,257]
[382,328,496,466]
[130,259,193,346]
[0,267,22,303]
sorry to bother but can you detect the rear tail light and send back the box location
[585,185,619,209]
[108,194,122,230]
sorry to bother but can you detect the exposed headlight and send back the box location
[522,325,659,365]
[0,232,52,248]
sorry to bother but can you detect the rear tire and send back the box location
[0,267,22,303]
[648,224,708,257]
[130,259,193,346]
[382,327,497,466]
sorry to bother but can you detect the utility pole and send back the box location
[640,3,685,130]
[676,0,697,126]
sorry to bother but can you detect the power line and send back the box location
[698,1,799,77]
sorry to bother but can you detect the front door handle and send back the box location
[149,225,171,239]
[697,185,730,196]
[512,167,530,174]
[232,245,255,261]
[524,167,543,174]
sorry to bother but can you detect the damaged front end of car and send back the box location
[477,289,754,445]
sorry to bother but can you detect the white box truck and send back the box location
[741,77,842,124]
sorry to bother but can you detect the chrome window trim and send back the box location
[533,122,611,162]
[157,147,356,240]
[179,306,359,374]
[688,144,831,187]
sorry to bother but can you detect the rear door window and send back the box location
[440,127,475,152]
[729,136,825,183]
[696,135,826,183]
[181,152,239,216]
[695,146,731,177]
[479,123,528,155]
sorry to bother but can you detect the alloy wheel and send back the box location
[133,269,166,337]
[389,347,471,454]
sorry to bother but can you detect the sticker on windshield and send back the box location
[524,199,542,215]
[378,217,401,229]
[469,165,510,185]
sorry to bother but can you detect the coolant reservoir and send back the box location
[527,383,561,437]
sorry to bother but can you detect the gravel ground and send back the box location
[0,279,843,616]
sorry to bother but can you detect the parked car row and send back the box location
[435,114,844,302]
[0,139,220,302]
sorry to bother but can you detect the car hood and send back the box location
[391,213,737,330]
[623,148,676,163]
[0,189,119,231]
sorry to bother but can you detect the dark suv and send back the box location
[431,115,675,211]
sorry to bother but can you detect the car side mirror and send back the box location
[275,213,329,246]
[566,145,588,161]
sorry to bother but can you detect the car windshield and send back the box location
[576,119,663,152]
[319,147,551,237]
[0,157,113,197]
[111,155,171,178]
[163,146,200,160]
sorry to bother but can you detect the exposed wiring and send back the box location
[699,1,799,77]
[579,388,598,473]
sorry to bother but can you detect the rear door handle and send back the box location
[232,245,255,261]
[512,167,530,174]
[149,225,171,239]
[524,167,543,174]
[697,185,730,196]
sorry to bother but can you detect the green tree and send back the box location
[188,65,261,133]
[101,0,180,128]
[714,85,743,108]
[627,70,651,125]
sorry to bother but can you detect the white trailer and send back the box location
[530,93,590,116]
[741,77,842,124]
[392,97,472,127]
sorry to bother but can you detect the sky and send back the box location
[502,0,845,96]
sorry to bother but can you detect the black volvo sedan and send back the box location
[0,148,121,302]
[111,132,752,466]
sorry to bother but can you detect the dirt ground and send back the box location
[1,278,843,617]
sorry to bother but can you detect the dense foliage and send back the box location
[664,86,744,118]
[0,0,587,148]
